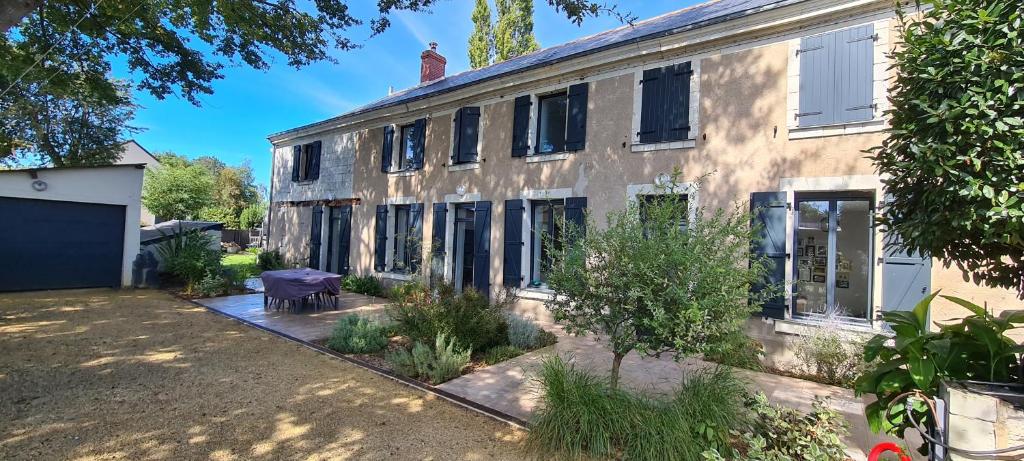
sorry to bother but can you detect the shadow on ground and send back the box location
[0,289,523,460]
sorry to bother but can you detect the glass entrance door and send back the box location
[792,195,873,321]
[453,204,475,293]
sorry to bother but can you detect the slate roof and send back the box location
[270,0,803,139]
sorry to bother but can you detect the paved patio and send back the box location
[197,292,389,341]
[437,322,912,461]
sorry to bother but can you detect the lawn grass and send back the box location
[222,252,259,278]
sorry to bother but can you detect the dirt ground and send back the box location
[0,289,525,461]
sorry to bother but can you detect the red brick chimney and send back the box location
[420,42,446,83]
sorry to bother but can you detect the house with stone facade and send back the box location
[265,0,1024,363]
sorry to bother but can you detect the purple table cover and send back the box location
[261,269,342,301]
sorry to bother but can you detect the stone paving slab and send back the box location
[196,292,389,342]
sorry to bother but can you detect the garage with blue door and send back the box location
[0,164,145,292]
[0,197,126,292]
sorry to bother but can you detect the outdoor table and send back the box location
[260,268,342,313]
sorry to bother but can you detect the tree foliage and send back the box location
[494,0,540,63]
[544,174,774,388]
[871,0,1024,294]
[468,0,494,69]
[145,153,260,226]
[143,160,215,221]
[0,11,137,167]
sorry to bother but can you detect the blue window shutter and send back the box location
[381,126,394,173]
[458,107,480,164]
[430,203,448,285]
[309,141,322,180]
[291,145,301,182]
[565,83,589,151]
[412,118,426,169]
[880,195,931,314]
[836,24,875,124]
[374,205,388,271]
[750,192,788,319]
[565,197,587,243]
[472,201,492,296]
[451,109,462,164]
[503,199,525,287]
[409,203,424,273]
[798,32,837,127]
[666,62,692,141]
[309,205,323,269]
[511,96,531,157]
[638,67,664,143]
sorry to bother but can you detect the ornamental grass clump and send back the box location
[385,333,471,384]
[526,356,748,461]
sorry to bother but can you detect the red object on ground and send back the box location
[868,442,911,461]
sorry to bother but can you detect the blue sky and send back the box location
[121,1,696,186]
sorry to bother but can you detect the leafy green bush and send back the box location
[506,313,541,349]
[855,292,1023,446]
[340,274,384,297]
[387,279,428,301]
[701,393,848,461]
[256,249,285,271]
[526,356,747,461]
[325,316,388,354]
[385,333,471,384]
[484,345,523,365]
[195,267,246,298]
[239,203,266,230]
[157,227,222,292]
[388,283,509,351]
[703,334,765,372]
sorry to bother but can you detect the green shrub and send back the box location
[385,333,471,384]
[506,313,540,349]
[484,345,523,365]
[157,227,221,292]
[526,356,747,461]
[387,279,428,301]
[256,249,285,271]
[325,316,388,354]
[340,274,384,297]
[536,329,558,348]
[701,393,849,461]
[793,327,868,388]
[704,334,765,372]
[388,283,509,351]
[196,271,228,297]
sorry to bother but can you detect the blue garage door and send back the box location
[0,197,125,292]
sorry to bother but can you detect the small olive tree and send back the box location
[544,177,774,388]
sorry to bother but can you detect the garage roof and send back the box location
[269,0,802,138]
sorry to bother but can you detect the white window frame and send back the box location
[440,190,482,283]
[513,188,573,294]
[629,58,701,153]
[516,83,584,160]
[626,180,699,226]
[786,19,891,139]
[378,196,419,280]
[778,175,886,328]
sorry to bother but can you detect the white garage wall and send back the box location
[0,164,145,288]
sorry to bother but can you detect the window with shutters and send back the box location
[381,119,425,174]
[379,202,423,275]
[794,24,878,129]
[536,92,568,154]
[292,141,321,182]
[634,61,696,148]
[391,205,414,273]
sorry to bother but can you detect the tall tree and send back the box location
[142,161,215,221]
[871,0,1023,295]
[468,0,493,69]
[494,0,540,62]
[1,10,136,167]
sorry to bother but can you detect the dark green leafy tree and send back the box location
[544,174,774,388]
[143,157,215,221]
[0,11,137,167]
[468,0,493,69]
[871,0,1024,295]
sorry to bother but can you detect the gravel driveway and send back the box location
[0,289,524,460]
